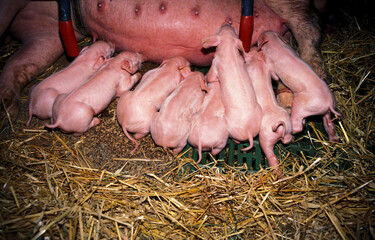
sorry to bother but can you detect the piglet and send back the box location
[258,31,341,142]
[245,48,293,168]
[45,51,142,135]
[117,56,191,154]
[188,81,228,163]
[202,23,262,150]
[27,41,115,126]
[150,71,207,154]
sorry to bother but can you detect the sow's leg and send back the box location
[263,0,328,82]
[0,0,29,37]
[0,2,84,120]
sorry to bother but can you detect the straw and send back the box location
[1,11,375,240]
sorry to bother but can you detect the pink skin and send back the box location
[258,31,341,142]
[81,0,287,65]
[150,71,207,155]
[262,0,328,111]
[45,51,142,136]
[26,41,115,126]
[0,0,289,119]
[203,23,262,151]
[188,81,229,164]
[245,48,293,168]
[117,56,191,154]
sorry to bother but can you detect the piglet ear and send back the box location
[201,35,221,49]
[235,38,245,54]
[201,80,208,92]
[93,55,106,69]
[121,59,135,73]
[159,59,169,68]
[178,65,191,79]
[257,35,269,51]
[79,46,89,54]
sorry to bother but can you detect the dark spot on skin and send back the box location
[191,6,200,16]
[225,17,233,25]
[97,1,106,12]
[254,10,259,18]
[159,2,167,14]
[135,4,141,16]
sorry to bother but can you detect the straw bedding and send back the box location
[1,3,374,239]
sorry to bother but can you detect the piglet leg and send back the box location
[89,117,101,129]
[290,106,306,134]
[322,111,340,142]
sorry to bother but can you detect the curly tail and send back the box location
[26,108,33,127]
[123,127,139,154]
[241,131,254,151]
[196,141,203,164]
[45,121,59,129]
[272,121,286,137]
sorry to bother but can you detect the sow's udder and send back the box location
[81,0,287,66]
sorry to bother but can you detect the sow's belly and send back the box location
[81,0,286,66]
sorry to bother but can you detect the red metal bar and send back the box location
[239,15,254,52]
[59,20,80,57]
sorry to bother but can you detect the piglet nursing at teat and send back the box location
[202,23,262,150]
[151,71,207,155]
[117,56,191,154]
[188,81,228,164]
[27,41,115,126]
[45,51,142,136]
[245,48,293,168]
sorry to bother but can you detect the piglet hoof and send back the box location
[89,117,101,129]
[173,148,183,155]
[328,134,340,143]
[271,166,284,180]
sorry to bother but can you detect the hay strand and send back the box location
[1,7,375,240]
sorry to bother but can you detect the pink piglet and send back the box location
[27,41,115,126]
[151,71,207,155]
[45,51,142,135]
